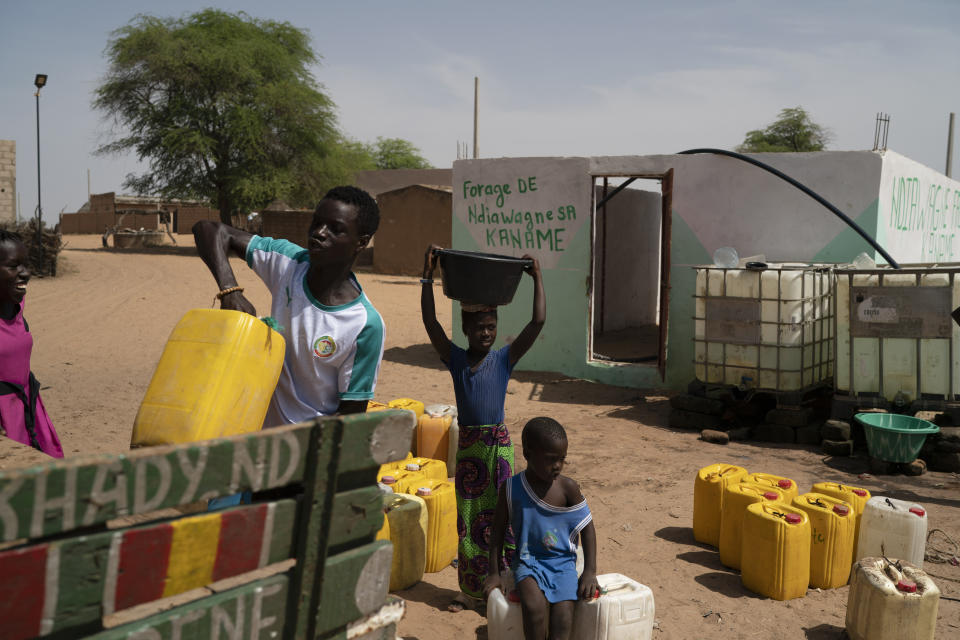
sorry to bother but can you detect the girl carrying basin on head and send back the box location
[420,244,545,611]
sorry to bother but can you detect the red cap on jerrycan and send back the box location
[778,479,793,490]
[784,513,802,524]
[909,507,925,517]
[763,492,779,500]
[833,504,850,516]
[852,489,868,497]
[896,579,918,593]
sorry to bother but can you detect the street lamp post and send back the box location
[34,73,47,251]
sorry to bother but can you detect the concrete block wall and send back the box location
[118,212,159,231]
[58,212,100,234]
[261,210,313,245]
[374,185,452,275]
[0,140,15,224]
[58,213,80,234]
[176,207,219,234]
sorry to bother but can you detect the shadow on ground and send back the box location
[394,580,461,612]
[693,571,761,599]
[383,343,446,370]
[513,371,667,408]
[803,623,846,639]
[677,550,729,571]
[653,525,702,547]
[63,244,199,257]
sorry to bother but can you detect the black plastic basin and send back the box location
[436,249,532,306]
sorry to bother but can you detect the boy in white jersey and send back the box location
[193,186,384,425]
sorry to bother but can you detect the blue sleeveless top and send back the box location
[507,473,592,603]
[445,344,514,426]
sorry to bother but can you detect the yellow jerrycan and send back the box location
[719,482,784,570]
[366,400,391,412]
[394,458,448,493]
[812,481,870,563]
[387,398,422,453]
[693,463,748,547]
[745,472,799,502]
[389,397,425,419]
[740,502,810,600]
[375,503,391,542]
[131,309,285,446]
[417,405,459,477]
[378,452,414,481]
[792,493,856,589]
[414,479,459,573]
[384,492,428,591]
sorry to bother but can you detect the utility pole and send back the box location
[947,112,955,178]
[473,76,478,159]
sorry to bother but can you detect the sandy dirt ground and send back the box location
[9,234,960,639]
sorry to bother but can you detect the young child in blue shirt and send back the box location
[484,417,599,640]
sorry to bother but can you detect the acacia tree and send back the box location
[371,137,432,170]
[93,10,338,223]
[736,107,832,153]
[284,136,432,208]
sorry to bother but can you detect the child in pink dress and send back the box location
[0,230,63,457]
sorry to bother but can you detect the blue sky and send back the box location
[2,0,959,222]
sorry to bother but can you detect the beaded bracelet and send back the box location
[216,286,244,299]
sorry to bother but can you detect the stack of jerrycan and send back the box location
[131,309,285,446]
[740,501,811,600]
[418,404,459,477]
[411,479,458,572]
[812,482,871,563]
[791,493,856,589]
[846,557,940,640]
[693,464,748,546]
[718,482,785,570]
[855,496,928,567]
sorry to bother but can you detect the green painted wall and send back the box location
[450,153,892,391]
[812,198,880,263]
[451,197,712,390]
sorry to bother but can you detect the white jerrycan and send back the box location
[571,573,655,640]
[487,546,586,640]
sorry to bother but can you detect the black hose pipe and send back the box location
[677,148,900,269]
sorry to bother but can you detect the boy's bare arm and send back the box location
[509,255,545,366]
[421,245,451,362]
[561,476,600,600]
[192,220,257,316]
[482,483,510,599]
[578,520,599,600]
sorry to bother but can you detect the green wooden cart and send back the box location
[0,410,414,639]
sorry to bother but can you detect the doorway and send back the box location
[590,172,673,378]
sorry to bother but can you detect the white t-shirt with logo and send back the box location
[246,236,385,426]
